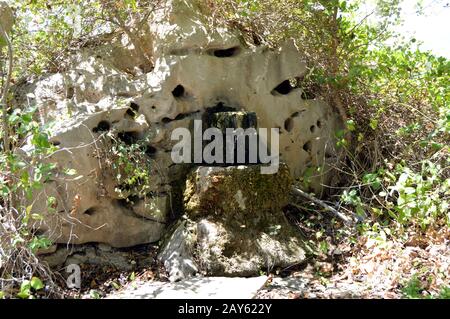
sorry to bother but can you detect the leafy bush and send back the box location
[402,276,450,299]
[0,107,60,297]
[102,131,154,200]
[346,161,449,235]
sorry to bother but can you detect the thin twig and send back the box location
[291,186,358,224]
[0,21,13,152]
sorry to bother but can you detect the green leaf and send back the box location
[431,142,443,150]
[31,132,51,149]
[17,280,31,299]
[369,119,378,130]
[16,291,30,299]
[346,119,356,131]
[28,236,52,253]
[30,277,44,290]
[89,290,101,299]
[363,173,382,190]
[47,196,57,212]
[111,281,120,290]
[31,213,44,221]
[356,206,365,218]
[438,286,450,299]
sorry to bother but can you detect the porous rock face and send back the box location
[17,0,343,248]
[158,164,306,281]
[0,1,14,43]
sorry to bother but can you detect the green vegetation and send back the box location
[0,106,60,297]
[103,131,154,200]
[402,275,450,299]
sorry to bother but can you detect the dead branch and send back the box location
[0,21,13,152]
[291,186,358,224]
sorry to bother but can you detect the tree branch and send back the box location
[291,186,358,224]
[0,22,13,152]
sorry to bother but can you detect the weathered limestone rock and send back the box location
[157,220,199,282]
[0,1,14,46]
[159,164,306,281]
[132,195,168,222]
[184,164,292,217]
[16,0,343,248]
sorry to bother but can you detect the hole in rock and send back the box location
[272,77,314,96]
[205,102,237,114]
[84,207,97,216]
[51,140,61,146]
[172,85,186,98]
[118,131,141,145]
[174,113,186,121]
[93,120,111,133]
[252,34,262,46]
[272,80,294,95]
[162,117,172,124]
[126,102,140,117]
[202,102,242,129]
[151,105,156,110]
[310,125,316,133]
[291,112,301,118]
[66,87,74,99]
[145,145,158,158]
[303,141,312,153]
[317,120,322,128]
[272,77,304,95]
[284,118,294,132]
[32,229,46,237]
[222,244,236,258]
[211,46,240,58]
[117,199,129,208]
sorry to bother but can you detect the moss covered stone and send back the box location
[159,163,306,279]
[184,164,291,220]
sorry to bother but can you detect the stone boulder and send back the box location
[159,164,306,281]
[14,0,343,249]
